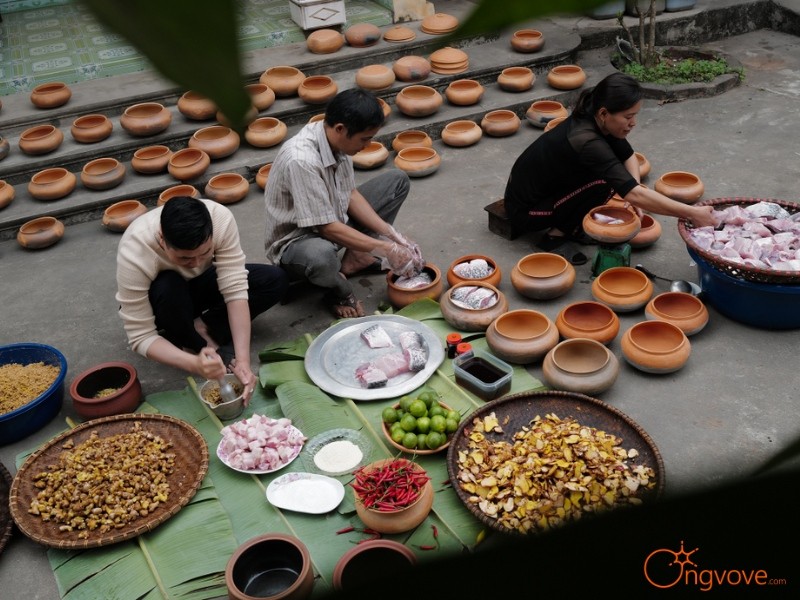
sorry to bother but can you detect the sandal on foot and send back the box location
[537,232,568,252]
[326,292,364,319]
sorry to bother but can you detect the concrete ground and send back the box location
[2,4,800,598]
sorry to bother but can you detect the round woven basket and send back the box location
[0,461,13,555]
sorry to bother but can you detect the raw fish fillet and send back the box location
[361,324,394,349]
[450,285,478,303]
[355,363,388,388]
[373,353,411,378]
[404,346,428,372]
[394,272,433,289]
[453,259,494,279]
[450,286,498,310]
[398,330,423,351]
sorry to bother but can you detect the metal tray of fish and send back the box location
[304,315,444,400]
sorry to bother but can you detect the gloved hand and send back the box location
[374,241,417,277]
[383,225,425,275]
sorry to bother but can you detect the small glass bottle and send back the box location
[446,333,462,358]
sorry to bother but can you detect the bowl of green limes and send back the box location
[380,390,461,454]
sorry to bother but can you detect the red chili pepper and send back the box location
[431,525,438,539]
[336,526,354,534]
[416,544,437,550]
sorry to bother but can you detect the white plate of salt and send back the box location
[266,473,345,514]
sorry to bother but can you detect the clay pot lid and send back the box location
[429,47,468,65]
[559,301,617,332]
[516,252,569,278]
[421,12,459,34]
[494,309,551,340]
[384,25,416,42]
[82,157,120,175]
[595,266,650,295]
[627,321,687,354]
[658,170,702,186]
[31,167,71,184]
[444,120,480,134]
[551,338,610,374]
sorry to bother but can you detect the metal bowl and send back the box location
[199,374,244,420]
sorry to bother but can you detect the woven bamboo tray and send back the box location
[9,413,209,549]
[445,390,665,536]
[0,461,13,555]
[678,197,800,284]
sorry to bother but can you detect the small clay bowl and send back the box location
[447,254,501,287]
[132,145,173,174]
[255,163,272,190]
[19,124,64,155]
[395,85,442,117]
[204,172,250,205]
[102,199,148,232]
[333,540,416,592]
[654,170,704,203]
[497,66,535,92]
[439,281,508,332]
[70,361,142,419]
[30,82,72,108]
[391,130,432,152]
[307,28,344,54]
[177,90,217,120]
[582,205,641,244]
[542,338,619,395]
[510,29,544,53]
[441,120,482,147]
[629,213,662,248]
[645,291,709,336]
[188,125,241,160]
[81,157,126,190]
[386,263,443,308]
[260,66,305,97]
[480,109,520,137]
[591,266,654,312]
[71,114,113,143]
[352,141,389,170]
[636,151,651,178]
[28,167,77,201]
[511,252,576,300]
[225,534,314,600]
[486,309,559,364]
[158,184,200,206]
[621,320,691,374]
[17,216,65,249]
[355,64,395,91]
[526,100,568,128]
[244,82,276,111]
[555,301,620,345]
[547,65,587,90]
[168,148,211,181]
[444,79,484,106]
[298,75,338,105]
[393,147,441,178]
[544,116,567,132]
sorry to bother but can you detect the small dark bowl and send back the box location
[70,361,142,419]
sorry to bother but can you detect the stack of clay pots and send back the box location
[429,47,469,74]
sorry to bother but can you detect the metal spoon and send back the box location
[634,264,672,283]
[217,377,238,404]
[636,264,702,296]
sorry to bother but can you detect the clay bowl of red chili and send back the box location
[351,458,433,534]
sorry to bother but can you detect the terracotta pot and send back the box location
[355,64,395,91]
[444,79,484,106]
[188,125,240,160]
[547,65,587,90]
[447,254,501,287]
[384,25,416,42]
[226,534,315,600]
[395,85,442,117]
[17,216,65,249]
[333,540,416,592]
[429,47,469,74]
[204,172,250,205]
[260,66,305,97]
[441,120,482,148]
[0,180,16,210]
[542,338,620,395]
[353,141,389,170]
[102,199,148,232]
[28,167,77,201]
[245,83,276,111]
[511,252,576,300]
[497,66,535,92]
[177,91,217,120]
[71,114,113,143]
[421,12,459,34]
[344,22,381,47]
[481,109,521,137]
[439,281,509,332]
[636,151,651,178]
[629,213,662,248]
[308,113,326,124]
[621,320,691,374]
[245,117,288,148]
[582,205,641,244]
[555,301,620,345]
[591,266,654,312]
[544,116,567,132]
[19,124,64,155]
[392,56,431,82]
[378,97,391,119]
[158,184,199,206]
[132,145,173,174]
[486,309,559,364]
[30,82,71,108]
[168,148,211,181]
[394,147,441,178]
[0,137,9,161]
[81,157,126,191]
[645,291,709,335]
[386,263,443,308]
[391,130,432,152]
[120,102,172,136]
[654,170,704,203]
[255,163,272,190]
[510,29,545,53]
[306,28,344,54]
[526,100,569,128]
[70,362,142,418]
[298,75,338,105]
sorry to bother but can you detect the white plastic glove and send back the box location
[373,241,417,277]
[384,225,425,275]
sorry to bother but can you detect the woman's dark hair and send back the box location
[160,196,212,250]
[324,88,385,136]
[573,72,643,118]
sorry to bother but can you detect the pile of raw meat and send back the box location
[218,415,305,471]
[452,258,494,279]
[355,324,428,389]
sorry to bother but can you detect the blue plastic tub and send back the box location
[0,343,67,446]
[688,248,800,330]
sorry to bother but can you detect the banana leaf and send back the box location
[259,360,313,388]
[257,335,312,362]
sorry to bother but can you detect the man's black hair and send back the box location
[160,196,212,250]
[324,88,384,136]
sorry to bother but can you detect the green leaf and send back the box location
[259,360,313,388]
[258,336,312,362]
[276,381,363,437]
[456,0,608,38]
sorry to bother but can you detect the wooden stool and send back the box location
[484,198,518,240]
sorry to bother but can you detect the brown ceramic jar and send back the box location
[260,66,305,97]
[307,28,344,54]
[204,173,250,205]
[654,171,704,203]
[132,145,173,174]
[19,124,64,155]
[386,264,443,308]
[441,120,482,147]
[353,141,389,170]
[158,184,200,205]
[355,65,396,90]
[555,301,621,345]
[344,22,381,47]
[480,109,521,137]
[591,266,654,312]
[81,157,126,190]
[0,180,15,210]
[486,309,560,364]
[394,147,441,177]
[120,102,172,136]
[444,79,485,106]
[17,216,65,249]
[645,291,709,335]
[167,148,211,181]
[547,65,587,90]
[439,281,509,332]
[629,213,662,248]
[497,66,535,92]
[392,56,431,82]
[245,117,288,148]
[526,100,569,128]
[395,85,442,117]
[582,205,641,244]
[244,83,276,111]
[30,82,72,108]
[102,200,148,232]
[298,75,338,105]
[511,252,576,300]
[510,29,545,53]
[542,338,620,395]
[70,361,142,418]
[28,167,77,201]
[188,125,240,160]
[447,254,501,287]
[391,130,432,152]
[71,114,113,143]
[255,163,272,190]
[621,320,691,374]
[176,91,217,120]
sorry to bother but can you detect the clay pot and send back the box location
[556,301,620,345]
[0,137,9,161]
[19,124,64,155]
[542,338,620,395]
[17,216,65,249]
[636,151,651,178]
[378,97,391,119]
[0,180,16,210]
[307,28,344,54]
[255,163,272,190]
[260,66,305,97]
[395,85,442,117]
[188,125,240,160]
[444,79,484,106]
[441,120,482,148]
[547,65,587,90]
[582,205,641,244]
[81,157,126,191]
[391,130,432,152]
[429,47,469,74]
[28,167,77,201]
[102,200,148,232]
[70,362,142,418]
[308,113,326,124]
[245,117,288,148]
[510,29,545,53]
[298,75,338,105]
[629,213,662,248]
[591,266,654,312]
[226,533,314,600]
[654,170,704,203]
[177,91,217,120]
[645,291,709,335]
[30,82,71,108]
[392,56,431,82]
[544,116,567,132]
[353,141,389,170]
[621,320,691,374]
[355,64,395,91]
[344,22,382,47]
[439,281,509,332]
[204,172,250,205]
[421,12,459,34]
[386,263,443,308]
[333,540,416,592]
[132,145,173,174]
[497,66,535,92]
[167,148,211,181]
[486,309,560,364]
[526,100,569,128]
[70,114,113,143]
[158,184,200,206]
[120,102,172,136]
[245,83,276,111]
[481,109,521,137]
[511,252,576,300]
[384,25,416,43]
[447,254,501,287]
[394,147,441,177]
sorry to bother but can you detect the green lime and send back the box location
[390,421,404,433]
[426,431,444,450]
[416,433,428,449]
[430,414,447,433]
[400,413,418,432]
[402,432,418,449]
[409,399,427,418]
[391,428,406,444]
[429,405,445,418]
[418,391,437,408]
[415,416,431,434]
[445,418,459,433]
[382,406,399,424]
[395,409,405,421]
[446,409,461,423]
[399,396,414,411]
